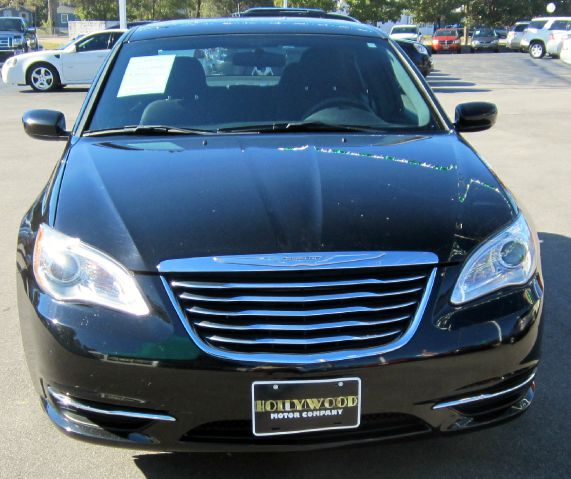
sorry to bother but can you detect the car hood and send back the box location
[435,36,458,41]
[54,133,517,273]
[473,36,496,41]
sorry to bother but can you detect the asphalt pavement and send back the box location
[0,52,570,478]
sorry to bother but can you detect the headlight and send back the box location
[451,214,539,305]
[432,39,439,44]
[472,40,480,45]
[12,36,24,47]
[492,39,499,44]
[413,43,428,55]
[33,224,150,316]
[454,39,461,44]
[5,56,17,67]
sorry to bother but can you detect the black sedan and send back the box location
[393,38,433,76]
[17,17,543,452]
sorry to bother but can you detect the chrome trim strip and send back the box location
[47,387,176,422]
[188,301,416,318]
[195,314,411,331]
[432,372,536,410]
[207,330,401,345]
[158,251,438,273]
[172,275,427,290]
[179,287,423,303]
[160,267,437,364]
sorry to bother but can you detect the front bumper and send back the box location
[18,265,544,452]
[472,42,499,51]
[1,61,25,85]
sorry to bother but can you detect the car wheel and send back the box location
[494,48,500,53]
[457,48,462,54]
[529,42,545,59]
[27,63,61,92]
[470,47,475,53]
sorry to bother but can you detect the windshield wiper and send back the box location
[218,121,385,134]
[83,125,216,137]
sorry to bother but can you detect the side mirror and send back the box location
[27,27,36,34]
[22,110,70,141]
[454,102,497,133]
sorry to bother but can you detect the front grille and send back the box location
[182,413,431,444]
[0,37,10,48]
[162,252,436,362]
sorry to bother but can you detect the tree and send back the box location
[347,0,406,24]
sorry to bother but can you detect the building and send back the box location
[0,5,36,26]
[56,4,80,33]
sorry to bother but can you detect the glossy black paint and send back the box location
[22,109,69,141]
[454,102,498,133]
[16,17,543,451]
[52,133,515,272]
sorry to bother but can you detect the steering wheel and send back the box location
[303,97,373,119]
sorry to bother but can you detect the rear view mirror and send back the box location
[233,50,286,68]
[454,102,497,133]
[22,110,70,141]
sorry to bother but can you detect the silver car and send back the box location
[506,21,529,50]
[521,16,571,58]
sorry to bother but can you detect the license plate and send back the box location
[252,378,361,436]
[444,44,449,49]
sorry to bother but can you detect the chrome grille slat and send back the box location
[161,252,437,363]
[188,301,417,318]
[195,314,411,331]
[171,274,426,290]
[206,330,402,346]
[179,287,422,303]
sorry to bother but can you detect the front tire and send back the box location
[470,47,475,53]
[529,42,545,59]
[27,63,60,92]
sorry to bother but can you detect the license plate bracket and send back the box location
[252,378,361,437]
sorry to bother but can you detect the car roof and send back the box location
[392,24,418,28]
[129,17,386,41]
[235,7,359,23]
[1,16,25,21]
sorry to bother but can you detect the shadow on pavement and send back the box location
[132,232,570,479]
[19,87,89,94]
[427,68,490,93]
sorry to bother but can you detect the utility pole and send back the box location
[119,0,127,29]
[284,0,288,8]
[47,0,58,35]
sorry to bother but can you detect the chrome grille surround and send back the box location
[159,252,437,364]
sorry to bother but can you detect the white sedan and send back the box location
[1,29,126,92]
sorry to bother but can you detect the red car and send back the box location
[432,28,462,53]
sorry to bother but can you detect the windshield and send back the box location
[0,18,25,32]
[474,28,495,37]
[435,30,457,37]
[513,23,529,32]
[87,34,436,134]
[392,27,417,34]
[528,20,547,30]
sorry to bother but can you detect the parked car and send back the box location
[470,27,500,52]
[0,16,38,62]
[389,24,422,42]
[17,16,543,452]
[431,28,462,54]
[521,17,571,58]
[554,32,571,64]
[394,38,433,75]
[494,27,508,39]
[1,29,126,91]
[506,21,530,51]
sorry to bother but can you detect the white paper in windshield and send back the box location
[117,55,175,97]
